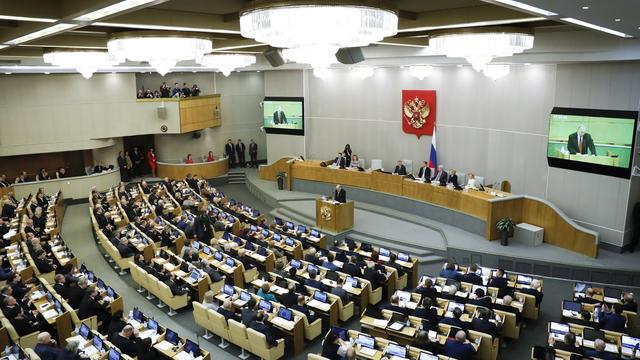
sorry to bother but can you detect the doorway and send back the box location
[123,135,155,176]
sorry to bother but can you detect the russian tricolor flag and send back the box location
[428,128,437,169]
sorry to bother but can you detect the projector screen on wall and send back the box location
[263,97,304,135]
[547,107,638,178]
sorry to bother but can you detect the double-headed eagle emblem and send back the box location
[403,96,430,129]
[320,206,332,221]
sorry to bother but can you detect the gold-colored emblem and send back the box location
[321,206,332,221]
[403,96,430,129]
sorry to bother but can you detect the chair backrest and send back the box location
[475,176,485,186]
[501,180,511,192]
[228,319,248,344]
[456,172,466,186]
[308,354,330,360]
[402,160,413,174]
[370,159,383,170]
[291,308,310,326]
[1,318,18,341]
[208,309,228,332]
[159,282,173,298]
[193,302,210,326]
[246,327,268,349]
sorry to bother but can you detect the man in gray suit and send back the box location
[273,106,287,124]
[331,277,350,305]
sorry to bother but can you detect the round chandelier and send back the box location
[199,54,257,76]
[240,0,398,68]
[429,28,534,71]
[107,31,213,76]
[43,50,124,79]
[408,65,433,80]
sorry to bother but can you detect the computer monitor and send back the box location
[253,209,260,217]
[307,264,318,274]
[298,225,307,233]
[192,241,200,250]
[259,299,272,312]
[203,246,211,255]
[419,275,436,285]
[261,229,269,238]
[285,238,294,246]
[516,275,533,285]
[278,307,293,321]
[314,291,328,303]
[250,225,257,232]
[286,221,294,230]
[87,271,95,282]
[222,231,230,240]
[583,328,604,341]
[240,291,251,302]
[96,279,105,290]
[325,271,338,281]
[221,213,228,219]
[275,217,283,225]
[214,252,223,261]
[223,284,235,296]
[132,309,143,322]
[311,229,320,238]
[331,326,348,341]
[418,352,439,360]
[108,348,121,360]
[79,323,90,339]
[245,242,255,251]
[472,285,487,294]
[447,302,464,313]
[183,339,199,356]
[398,253,410,262]
[379,248,390,257]
[147,319,158,331]
[80,264,87,273]
[345,277,359,288]
[107,286,115,299]
[562,300,582,313]
[549,322,569,335]
[165,328,179,345]
[92,336,103,352]
[604,287,623,299]
[290,259,301,269]
[226,258,235,267]
[357,334,375,349]
[233,237,242,246]
[229,217,236,223]
[257,246,267,256]
[621,335,640,350]
[386,343,407,358]
[190,270,200,281]
[55,299,63,313]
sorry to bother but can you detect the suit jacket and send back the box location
[444,340,475,360]
[78,295,106,320]
[35,344,61,360]
[383,304,410,316]
[241,308,257,326]
[165,279,187,296]
[217,307,238,322]
[411,307,439,323]
[249,143,258,155]
[460,273,483,286]
[235,143,246,155]
[519,287,544,305]
[225,143,235,158]
[551,342,583,355]
[583,349,618,360]
[415,286,438,303]
[470,318,499,337]
[417,167,431,180]
[273,110,287,124]
[110,333,139,357]
[600,312,626,332]
[331,287,350,305]
[279,291,298,308]
[448,174,459,186]
[333,156,346,168]
[35,257,55,273]
[334,189,346,203]
[439,269,461,281]
[67,287,86,309]
[250,321,279,346]
[117,243,135,258]
[393,165,407,176]
[440,316,468,331]
[567,132,596,155]
[305,278,327,292]
[363,268,385,290]
[2,203,16,218]
[292,304,315,322]
[341,263,361,277]
[55,349,82,360]
[488,277,508,289]
[470,296,493,309]
[492,303,522,323]
[432,170,448,184]
[11,316,37,336]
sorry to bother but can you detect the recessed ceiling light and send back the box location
[524,63,532,66]
[614,18,621,22]
[582,6,590,10]
[4,72,11,74]
[44,72,50,74]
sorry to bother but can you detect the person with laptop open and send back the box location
[249,312,281,347]
[547,331,583,356]
[293,295,316,322]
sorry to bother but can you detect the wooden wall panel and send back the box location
[156,159,228,179]
[179,95,221,133]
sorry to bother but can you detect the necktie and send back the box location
[578,135,583,153]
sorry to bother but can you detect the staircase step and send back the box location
[346,232,441,258]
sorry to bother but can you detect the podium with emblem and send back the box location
[315,199,354,232]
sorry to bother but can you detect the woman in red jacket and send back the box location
[185,154,194,164]
[147,147,157,177]
[207,151,215,162]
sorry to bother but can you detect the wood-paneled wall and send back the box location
[179,95,222,133]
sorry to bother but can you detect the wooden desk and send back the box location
[371,171,405,195]
[315,199,354,232]
[157,158,229,179]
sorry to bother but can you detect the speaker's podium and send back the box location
[315,199,354,232]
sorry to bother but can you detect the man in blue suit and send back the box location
[439,262,461,281]
[599,303,627,333]
[584,339,620,360]
[444,330,476,360]
[35,332,61,360]
[249,312,280,347]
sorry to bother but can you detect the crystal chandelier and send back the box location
[199,54,256,76]
[483,64,510,80]
[429,28,533,71]
[408,65,433,80]
[107,32,212,76]
[352,66,375,80]
[43,50,124,79]
[240,1,398,68]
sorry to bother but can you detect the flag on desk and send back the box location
[428,128,437,168]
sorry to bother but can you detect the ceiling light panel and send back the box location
[74,0,159,22]
[562,17,633,38]
[6,23,76,45]
[492,0,557,16]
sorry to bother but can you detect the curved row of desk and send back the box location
[259,157,599,258]
[1,169,121,200]
[156,157,229,179]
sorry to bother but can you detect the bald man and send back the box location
[35,332,61,360]
[444,330,476,360]
[334,184,346,204]
[567,124,596,155]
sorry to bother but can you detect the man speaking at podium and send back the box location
[567,124,596,155]
[334,184,346,204]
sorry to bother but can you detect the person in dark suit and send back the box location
[235,139,246,168]
[241,298,258,326]
[250,312,280,347]
[67,278,88,309]
[599,303,627,332]
[116,238,136,258]
[279,283,298,308]
[331,278,350,305]
[547,332,583,356]
[411,298,439,323]
[334,184,346,204]
[393,160,407,176]
[273,106,287,124]
[622,293,638,312]
[107,310,128,340]
[470,288,493,309]
[321,330,342,360]
[415,278,438,303]
[110,325,141,357]
[492,295,522,324]
[439,262,461,281]
[519,279,544,305]
[35,332,61,360]
[342,256,362,278]
[383,295,410,316]
[249,139,259,168]
[567,125,596,155]
[470,308,500,337]
[56,340,83,360]
[584,339,620,360]
[488,269,508,290]
[444,330,476,360]
[363,262,386,290]
[218,300,239,321]
[440,307,467,331]
[448,169,459,186]
[578,288,600,305]
[305,270,327,292]
[460,264,484,285]
[431,165,448,184]
[416,161,431,181]
[78,287,111,332]
[34,249,56,274]
[292,295,316,322]
[165,274,188,297]
[332,153,346,168]
[225,139,236,168]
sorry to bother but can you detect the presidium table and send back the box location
[315,199,354,232]
[260,158,600,258]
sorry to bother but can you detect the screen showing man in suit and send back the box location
[263,99,303,130]
[547,111,636,169]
